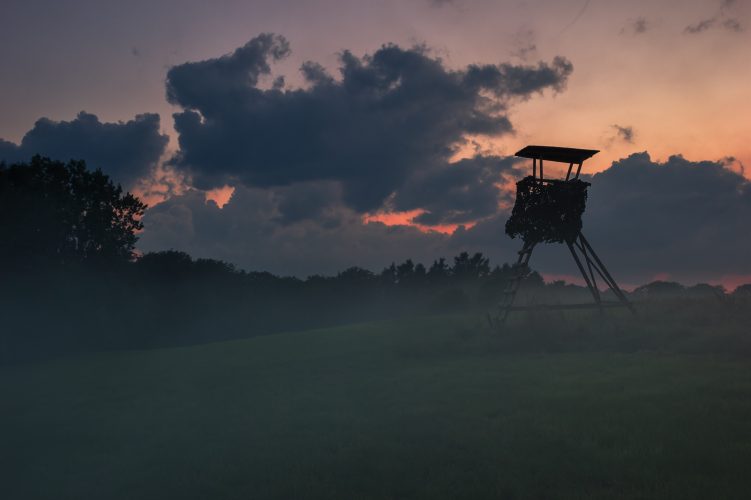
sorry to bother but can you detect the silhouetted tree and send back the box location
[136,251,239,283]
[686,283,725,299]
[380,262,398,286]
[337,266,376,286]
[428,258,449,284]
[413,263,427,284]
[524,270,545,288]
[136,250,194,279]
[396,259,415,284]
[0,156,146,269]
[633,281,685,299]
[193,258,238,278]
[489,263,512,280]
[452,252,490,281]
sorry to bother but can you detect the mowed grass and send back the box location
[3,313,751,499]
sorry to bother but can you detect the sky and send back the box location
[1,0,750,286]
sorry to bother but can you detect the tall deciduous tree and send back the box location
[0,156,146,268]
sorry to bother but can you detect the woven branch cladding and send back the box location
[505,176,590,244]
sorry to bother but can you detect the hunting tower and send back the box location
[490,145,635,326]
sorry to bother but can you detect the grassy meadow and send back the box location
[3,300,751,499]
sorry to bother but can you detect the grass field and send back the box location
[3,306,751,499]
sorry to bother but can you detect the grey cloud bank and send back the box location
[0,112,167,188]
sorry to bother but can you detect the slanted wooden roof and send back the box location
[515,145,599,164]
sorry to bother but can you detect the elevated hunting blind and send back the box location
[489,145,635,326]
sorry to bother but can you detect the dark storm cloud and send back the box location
[463,57,572,98]
[612,124,635,143]
[393,155,522,225]
[582,153,751,282]
[273,181,343,226]
[166,34,573,215]
[166,34,291,113]
[0,112,168,188]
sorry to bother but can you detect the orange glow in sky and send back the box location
[363,209,474,235]
[205,185,235,208]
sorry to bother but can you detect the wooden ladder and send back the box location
[489,241,535,328]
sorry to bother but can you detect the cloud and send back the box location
[0,112,168,188]
[685,18,717,34]
[684,16,743,34]
[512,43,537,61]
[272,181,344,225]
[166,34,573,217]
[722,18,744,32]
[685,0,743,34]
[138,186,450,277]
[509,29,537,61]
[621,17,649,35]
[580,153,751,283]
[612,124,635,143]
[392,155,522,225]
[428,0,459,8]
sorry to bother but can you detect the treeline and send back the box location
[2,249,543,363]
[6,244,747,365]
[137,248,543,295]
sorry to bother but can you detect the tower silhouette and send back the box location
[490,145,635,326]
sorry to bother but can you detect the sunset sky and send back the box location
[2,0,750,286]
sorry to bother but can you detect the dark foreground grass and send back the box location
[3,309,751,499]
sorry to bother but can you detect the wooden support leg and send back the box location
[566,239,601,308]
[576,234,603,312]
[577,232,636,316]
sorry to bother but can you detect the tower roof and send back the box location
[515,145,599,164]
